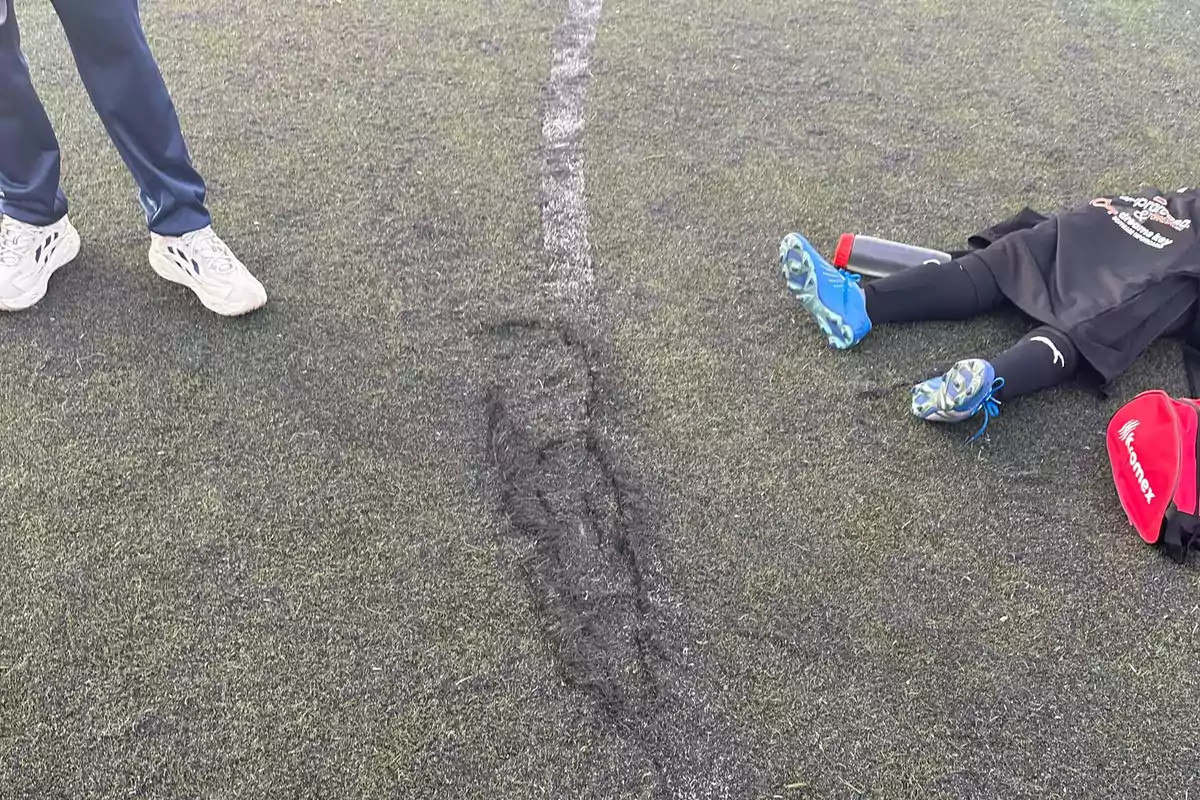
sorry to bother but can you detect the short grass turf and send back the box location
[3,0,1200,798]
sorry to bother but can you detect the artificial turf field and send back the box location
[3,0,1200,797]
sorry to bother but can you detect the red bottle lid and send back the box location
[833,233,855,269]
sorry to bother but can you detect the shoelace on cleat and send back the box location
[967,377,1006,443]
[841,270,862,300]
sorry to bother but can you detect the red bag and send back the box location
[1107,390,1200,562]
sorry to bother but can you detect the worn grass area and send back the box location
[4,0,1200,798]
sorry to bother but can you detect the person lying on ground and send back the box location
[780,186,1200,439]
[0,0,266,316]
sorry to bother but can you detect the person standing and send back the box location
[0,0,266,316]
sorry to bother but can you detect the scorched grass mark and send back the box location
[484,319,659,725]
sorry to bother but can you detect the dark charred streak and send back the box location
[483,318,659,724]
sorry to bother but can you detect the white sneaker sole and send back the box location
[0,224,81,312]
[149,250,267,317]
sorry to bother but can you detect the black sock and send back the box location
[990,327,1079,401]
[863,256,1007,324]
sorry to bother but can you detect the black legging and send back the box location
[864,257,1005,324]
[863,259,1193,401]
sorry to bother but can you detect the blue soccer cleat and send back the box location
[911,358,1006,441]
[779,232,871,349]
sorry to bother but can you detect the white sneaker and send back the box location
[0,215,81,311]
[149,226,267,316]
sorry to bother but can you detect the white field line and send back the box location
[541,0,604,305]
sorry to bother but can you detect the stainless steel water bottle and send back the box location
[832,233,951,278]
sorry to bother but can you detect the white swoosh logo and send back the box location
[1031,336,1065,368]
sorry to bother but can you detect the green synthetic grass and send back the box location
[4,0,1200,798]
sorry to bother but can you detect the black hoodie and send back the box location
[953,186,1200,386]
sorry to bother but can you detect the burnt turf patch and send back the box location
[484,318,660,725]
[482,318,767,798]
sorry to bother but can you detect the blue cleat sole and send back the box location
[780,233,869,350]
[911,358,1005,441]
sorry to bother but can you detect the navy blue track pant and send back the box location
[0,0,210,235]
